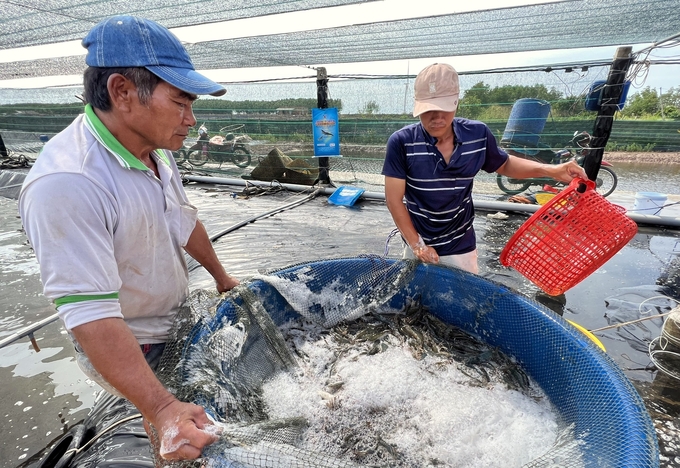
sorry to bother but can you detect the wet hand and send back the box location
[154,400,221,461]
[216,274,240,293]
[411,235,439,264]
[412,244,439,264]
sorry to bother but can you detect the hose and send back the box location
[211,186,323,243]
[61,414,142,460]
[0,314,60,350]
[187,186,324,272]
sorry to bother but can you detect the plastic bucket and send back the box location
[501,98,551,148]
[633,192,667,215]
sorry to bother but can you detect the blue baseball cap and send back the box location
[83,16,226,97]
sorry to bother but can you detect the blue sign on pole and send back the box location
[312,108,340,157]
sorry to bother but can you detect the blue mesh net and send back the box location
[158,256,659,467]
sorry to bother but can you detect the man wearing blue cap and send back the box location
[19,16,236,461]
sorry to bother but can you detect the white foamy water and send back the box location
[261,320,559,467]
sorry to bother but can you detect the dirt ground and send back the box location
[602,151,680,164]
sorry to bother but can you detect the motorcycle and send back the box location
[496,131,618,197]
[178,124,252,168]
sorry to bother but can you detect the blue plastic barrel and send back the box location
[501,98,551,148]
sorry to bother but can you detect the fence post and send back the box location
[316,67,332,185]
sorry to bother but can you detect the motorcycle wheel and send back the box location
[496,174,532,195]
[594,166,617,197]
[231,145,251,168]
[172,149,186,163]
[186,148,209,166]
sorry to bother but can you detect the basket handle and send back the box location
[574,177,595,194]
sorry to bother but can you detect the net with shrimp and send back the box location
[154,255,659,468]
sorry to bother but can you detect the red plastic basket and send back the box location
[500,178,638,296]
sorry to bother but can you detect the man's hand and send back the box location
[384,176,440,264]
[216,274,240,293]
[410,236,439,264]
[71,319,220,462]
[150,400,221,461]
[414,245,439,264]
[185,220,240,294]
[550,159,587,183]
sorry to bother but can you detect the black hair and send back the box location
[82,67,161,111]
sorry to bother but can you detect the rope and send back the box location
[648,306,680,381]
[591,296,680,332]
[383,228,401,257]
[1,153,33,169]
[591,297,680,381]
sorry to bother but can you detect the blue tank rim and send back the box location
[215,256,659,467]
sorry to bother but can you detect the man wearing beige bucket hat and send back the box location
[382,63,586,273]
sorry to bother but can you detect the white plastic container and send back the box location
[633,192,668,215]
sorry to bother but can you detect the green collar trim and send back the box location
[83,104,170,169]
[154,148,170,166]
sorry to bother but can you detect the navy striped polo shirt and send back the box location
[382,118,509,256]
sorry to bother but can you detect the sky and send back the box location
[0,0,678,93]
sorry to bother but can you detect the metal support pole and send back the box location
[316,67,332,185]
[0,313,59,351]
[583,46,633,185]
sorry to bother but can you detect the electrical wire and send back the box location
[215,56,680,86]
[628,32,680,88]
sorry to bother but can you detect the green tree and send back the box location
[463,82,490,104]
[460,82,568,120]
[192,98,343,113]
[360,100,380,115]
[457,93,482,120]
[459,82,488,120]
[620,87,659,118]
[475,83,561,106]
[660,87,680,119]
